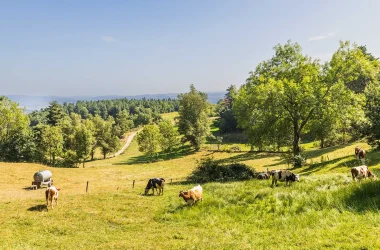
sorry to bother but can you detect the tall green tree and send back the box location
[73,124,94,167]
[158,119,179,151]
[364,74,380,148]
[234,42,323,156]
[46,101,66,126]
[114,110,133,138]
[41,125,64,166]
[0,97,31,161]
[345,45,379,93]
[177,85,210,150]
[216,85,239,133]
[137,124,162,156]
[92,115,120,159]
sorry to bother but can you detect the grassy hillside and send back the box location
[1,114,380,249]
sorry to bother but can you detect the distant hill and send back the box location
[7,92,225,112]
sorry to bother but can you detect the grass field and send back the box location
[1,114,380,249]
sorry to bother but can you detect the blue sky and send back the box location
[1,0,379,96]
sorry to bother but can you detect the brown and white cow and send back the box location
[351,165,375,182]
[271,170,300,187]
[144,178,165,195]
[45,186,59,210]
[355,146,366,164]
[179,185,203,205]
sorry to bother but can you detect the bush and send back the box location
[220,132,248,143]
[293,154,306,168]
[188,157,256,183]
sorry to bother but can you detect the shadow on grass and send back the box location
[27,204,47,212]
[116,145,196,165]
[299,155,355,175]
[343,181,380,212]
[214,152,281,165]
[304,142,356,159]
[166,202,203,214]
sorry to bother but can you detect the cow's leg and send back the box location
[361,158,365,165]
[55,197,58,206]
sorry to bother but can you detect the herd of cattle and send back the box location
[43,146,375,210]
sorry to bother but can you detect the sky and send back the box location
[1,0,380,96]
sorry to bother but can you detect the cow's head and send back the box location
[295,174,300,182]
[179,191,188,198]
[355,146,361,156]
[368,170,376,179]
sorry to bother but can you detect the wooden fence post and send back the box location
[86,181,89,193]
[133,180,135,188]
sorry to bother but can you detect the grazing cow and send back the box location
[179,185,203,205]
[144,178,165,195]
[45,186,59,210]
[355,146,366,164]
[257,172,270,180]
[351,165,375,181]
[271,170,300,187]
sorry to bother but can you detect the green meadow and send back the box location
[1,114,380,249]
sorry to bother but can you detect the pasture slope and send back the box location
[1,131,380,248]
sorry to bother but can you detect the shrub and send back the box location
[293,154,306,168]
[188,157,256,183]
[220,132,248,143]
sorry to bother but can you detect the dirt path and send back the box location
[106,131,139,158]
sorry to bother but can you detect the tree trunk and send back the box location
[83,159,85,168]
[52,152,55,167]
[103,152,106,159]
[91,149,95,160]
[293,125,300,157]
[320,138,325,149]
[342,130,346,144]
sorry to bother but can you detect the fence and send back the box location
[84,177,188,193]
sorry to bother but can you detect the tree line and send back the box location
[0,97,179,167]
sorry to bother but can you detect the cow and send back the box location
[351,165,376,182]
[355,146,366,164]
[257,172,270,180]
[45,186,59,211]
[179,185,203,205]
[271,170,300,187]
[144,178,165,195]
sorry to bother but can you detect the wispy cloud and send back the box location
[308,32,335,41]
[101,36,118,42]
